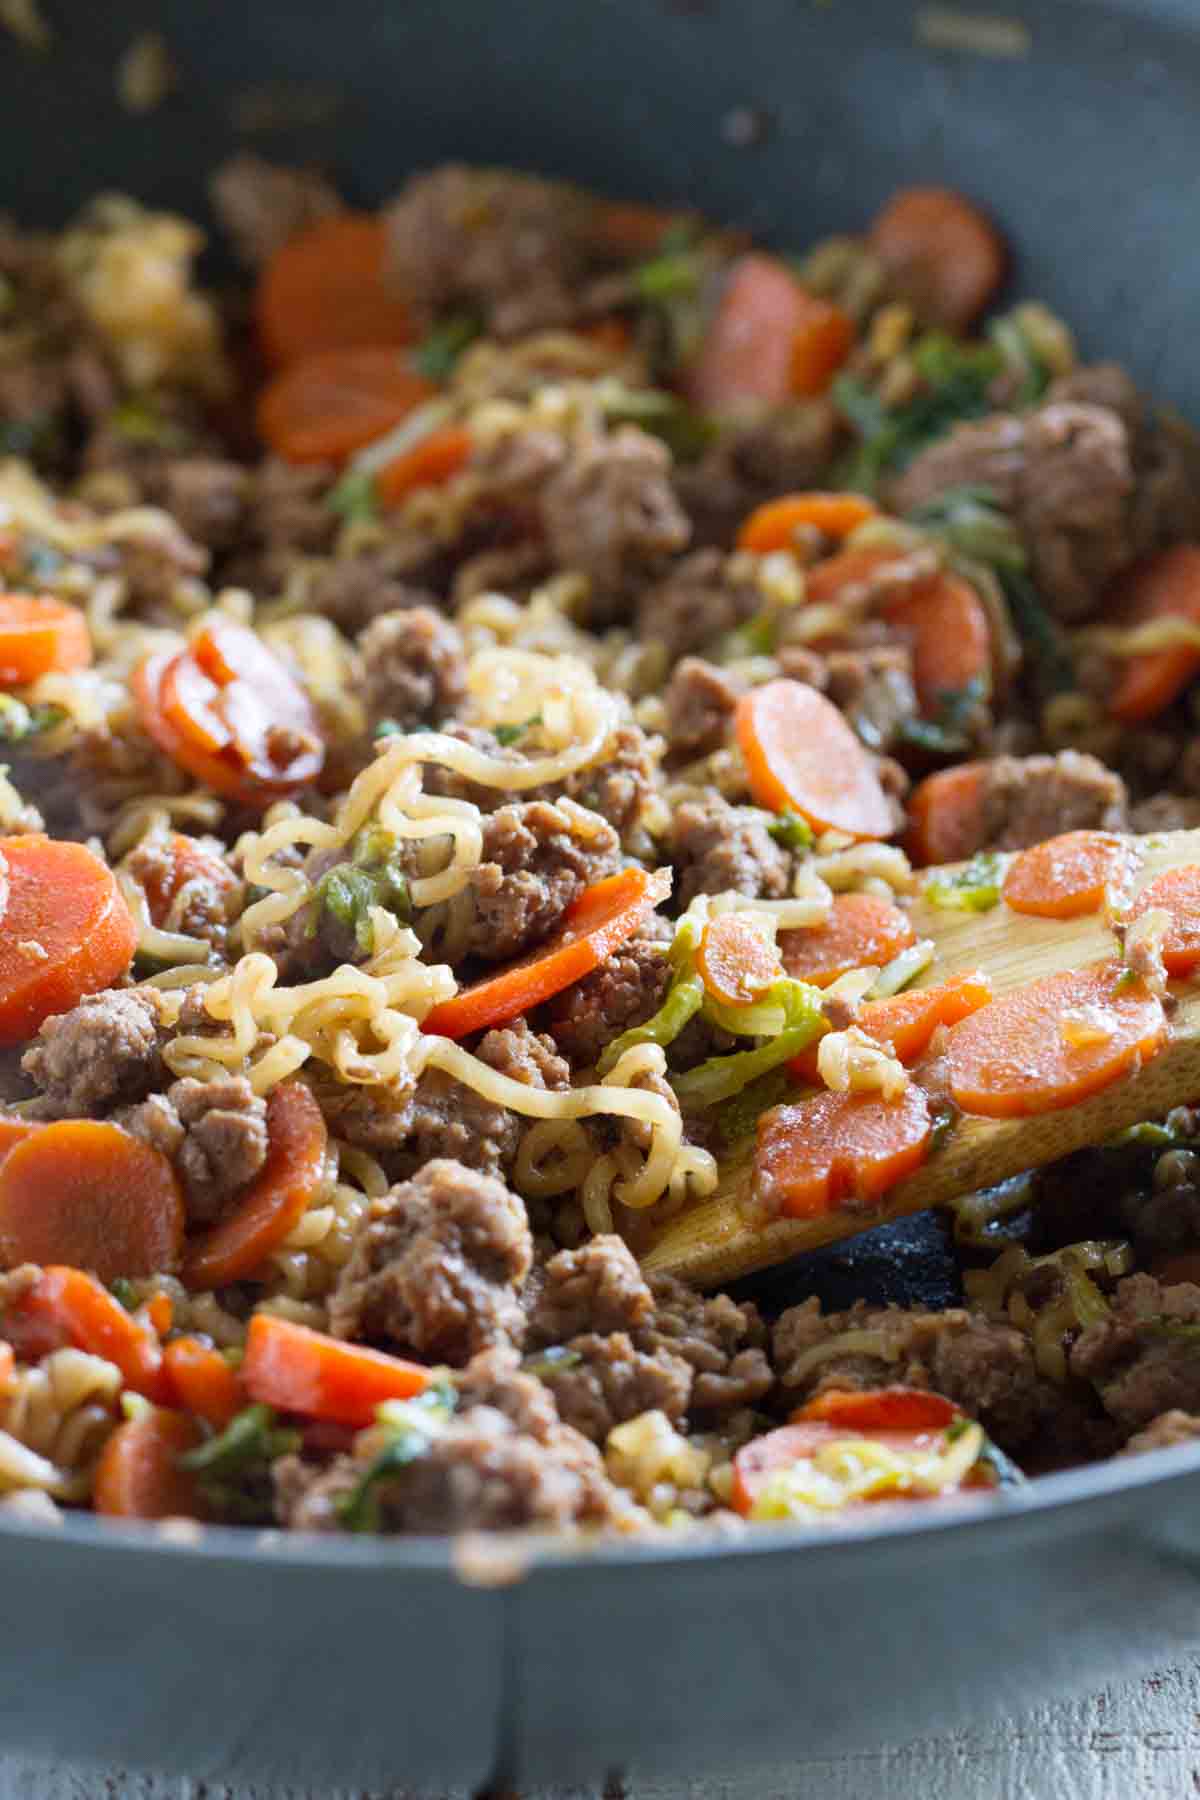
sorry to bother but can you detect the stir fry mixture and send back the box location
[0,161,1198,1539]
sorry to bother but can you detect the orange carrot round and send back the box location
[1003,830,1136,920]
[737,492,877,554]
[0,835,136,1044]
[779,892,916,989]
[1127,865,1200,976]
[1106,546,1200,724]
[136,832,240,932]
[736,680,894,841]
[882,570,992,716]
[0,1121,185,1281]
[696,912,783,1007]
[182,1081,328,1291]
[0,594,91,686]
[376,424,473,508]
[803,544,906,608]
[242,1313,430,1427]
[905,764,988,868]
[796,1386,963,1432]
[869,187,1007,332]
[162,1336,245,1430]
[93,1407,205,1520]
[256,346,436,465]
[255,214,414,368]
[754,1083,931,1220]
[945,962,1166,1119]
[11,1267,168,1397]
[422,866,669,1040]
[789,968,993,1082]
[686,254,854,411]
[135,618,324,809]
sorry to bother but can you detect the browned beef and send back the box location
[401,1019,568,1180]
[540,1331,693,1441]
[466,800,621,961]
[209,153,344,267]
[646,1275,773,1417]
[358,606,467,729]
[934,750,1128,861]
[1070,1275,1200,1435]
[670,792,791,907]
[527,1235,656,1344]
[1129,795,1200,835]
[823,645,921,754]
[675,404,842,547]
[546,929,671,1069]
[22,988,166,1118]
[307,551,445,637]
[1120,1410,1200,1456]
[637,550,761,659]
[168,1076,270,1226]
[560,723,663,849]
[160,458,250,553]
[662,656,744,760]
[386,164,589,340]
[541,426,691,622]
[476,1016,571,1091]
[329,1158,532,1363]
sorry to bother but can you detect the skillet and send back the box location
[3,0,1200,1787]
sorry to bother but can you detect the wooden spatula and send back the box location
[642,827,1200,1287]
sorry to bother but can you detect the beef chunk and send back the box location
[527,1235,656,1344]
[168,1076,270,1227]
[546,930,671,1069]
[1070,1274,1200,1435]
[240,457,339,582]
[22,988,165,1118]
[675,404,842,548]
[662,656,744,761]
[823,645,921,755]
[329,1158,532,1363]
[645,1275,773,1417]
[209,153,344,268]
[540,1331,693,1442]
[670,792,792,908]
[307,551,445,637]
[559,723,664,849]
[1121,1409,1200,1456]
[386,164,589,340]
[475,1016,570,1091]
[467,800,621,961]
[637,550,761,659]
[915,750,1128,863]
[401,1071,519,1179]
[541,427,691,623]
[358,606,467,729]
[160,458,249,554]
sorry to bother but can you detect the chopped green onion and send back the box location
[109,1277,139,1313]
[924,851,1006,913]
[521,1347,584,1380]
[410,313,482,382]
[633,251,701,303]
[310,825,413,954]
[766,812,815,852]
[327,468,379,524]
[337,1383,456,1533]
[178,1402,301,1526]
[0,696,65,745]
[494,715,541,747]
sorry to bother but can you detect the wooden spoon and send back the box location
[642,827,1200,1287]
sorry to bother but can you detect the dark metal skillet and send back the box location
[4,0,1200,1789]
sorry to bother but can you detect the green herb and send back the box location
[410,313,482,383]
[898,677,988,756]
[924,851,1005,914]
[336,1384,457,1533]
[310,825,413,955]
[672,979,826,1109]
[987,311,1050,409]
[0,695,65,745]
[716,1067,793,1145]
[767,812,815,852]
[326,468,379,525]
[494,715,541,747]
[632,250,701,304]
[597,381,716,462]
[179,1402,301,1525]
[720,612,777,660]
[597,917,705,1076]
[521,1347,584,1380]
[110,396,190,450]
[109,1278,140,1313]
[834,333,1003,493]
[928,1105,958,1154]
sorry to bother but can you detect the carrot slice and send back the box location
[1002,830,1136,920]
[737,493,877,554]
[7,1266,168,1398]
[803,544,906,608]
[242,1313,430,1427]
[1106,546,1200,724]
[779,892,916,989]
[905,763,988,868]
[135,832,240,932]
[376,424,473,508]
[736,680,894,841]
[256,346,436,465]
[882,570,992,716]
[255,214,414,369]
[789,968,993,1081]
[0,1121,185,1282]
[0,835,136,1044]
[697,912,783,1007]
[135,619,324,809]
[0,594,91,686]
[182,1081,328,1291]
[163,1337,245,1430]
[796,1386,962,1432]
[94,1407,205,1520]
[686,254,854,411]
[869,187,1007,332]
[422,866,669,1040]
[945,962,1167,1119]
[754,1083,931,1220]
[1127,865,1200,976]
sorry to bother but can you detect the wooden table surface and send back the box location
[5,1654,1200,1799]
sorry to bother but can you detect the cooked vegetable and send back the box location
[596,917,705,1076]
[697,912,783,1007]
[182,1081,328,1290]
[376,424,473,507]
[1002,830,1135,920]
[754,1083,932,1219]
[1106,546,1200,724]
[93,1407,205,1520]
[163,1336,244,1429]
[945,962,1167,1118]
[906,764,988,868]
[736,492,876,553]
[1127,865,1200,975]
[869,186,1007,332]
[336,1383,457,1531]
[672,978,827,1109]
[5,1267,167,1398]
[833,333,1002,491]
[422,867,670,1040]
[177,1401,300,1523]
[242,1314,430,1427]
[257,347,437,465]
[310,825,412,954]
[883,569,992,717]
[789,968,993,1082]
[135,618,324,808]
[686,254,854,410]
[0,1120,184,1280]
[255,214,413,368]
[0,835,137,1043]
[137,832,240,933]
[0,593,90,685]
[779,893,916,989]
[736,679,894,841]
[923,848,1006,913]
